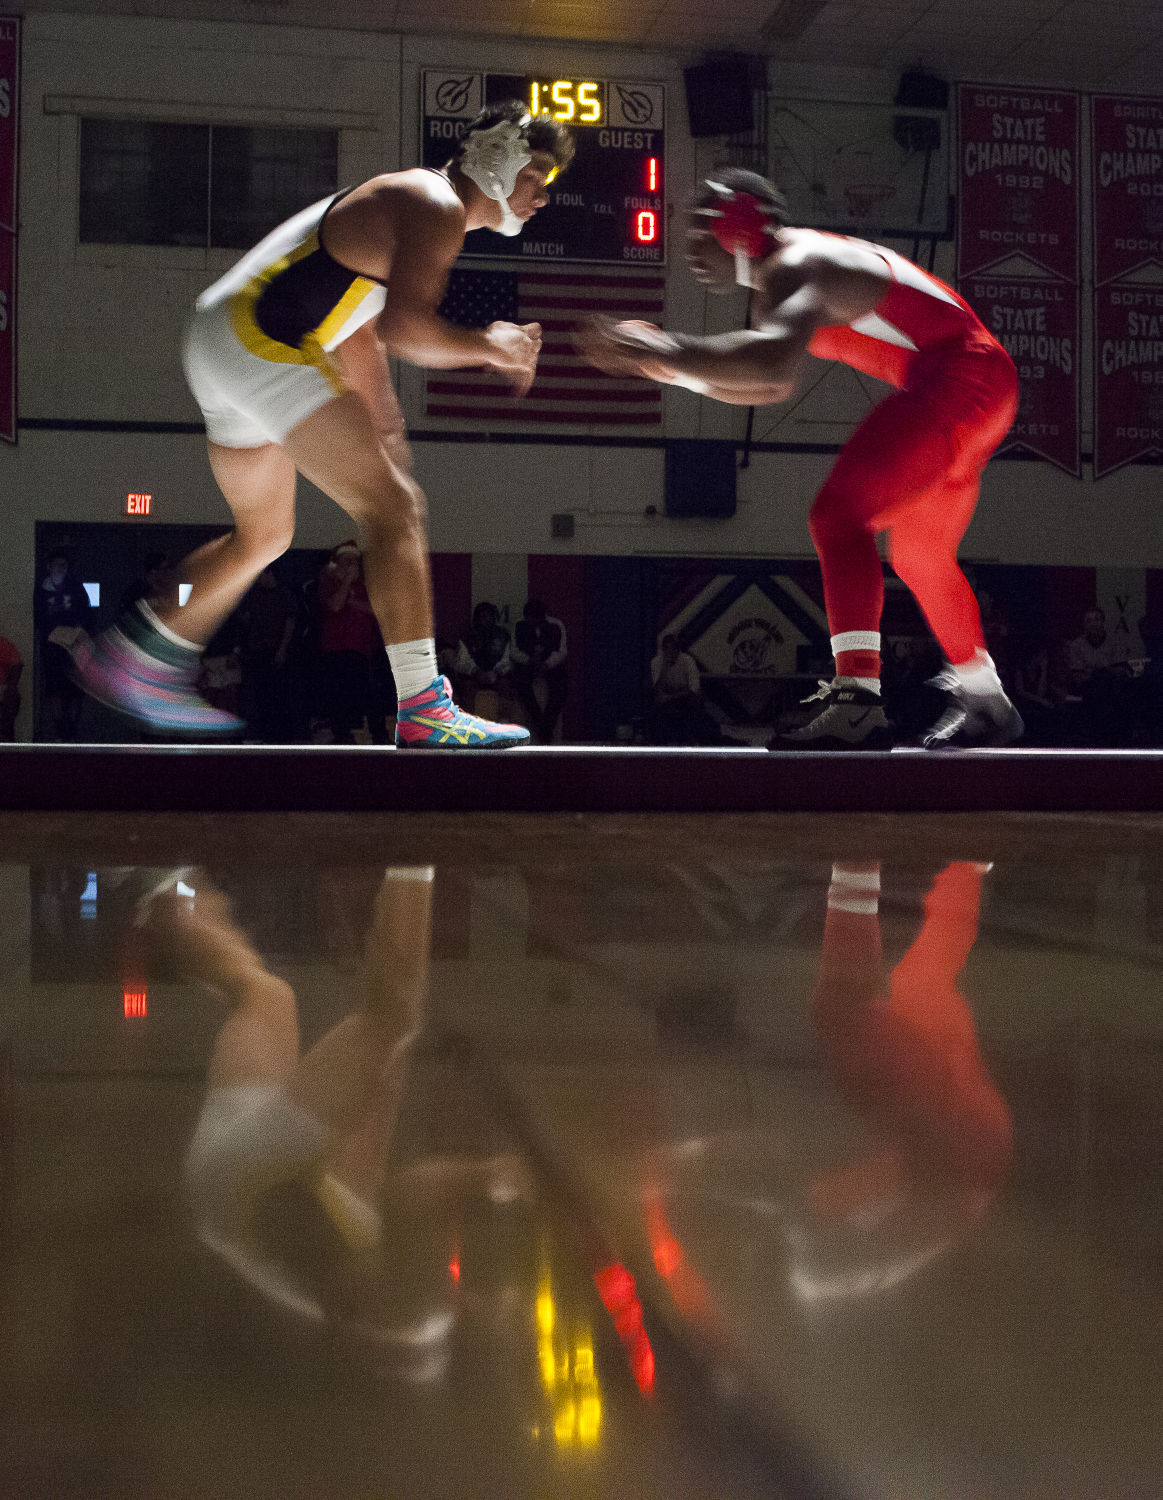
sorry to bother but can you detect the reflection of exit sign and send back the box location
[127,493,152,515]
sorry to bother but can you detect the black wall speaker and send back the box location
[664,439,737,518]
[683,56,755,138]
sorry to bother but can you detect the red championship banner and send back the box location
[0,15,19,446]
[1093,282,1163,478]
[1092,96,1163,286]
[957,84,1078,281]
[961,273,1080,475]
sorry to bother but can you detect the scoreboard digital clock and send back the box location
[422,69,665,266]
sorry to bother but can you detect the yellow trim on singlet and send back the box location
[227,229,380,394]
[313,274,380,348]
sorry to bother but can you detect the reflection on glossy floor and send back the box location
[0,812,1161,1498]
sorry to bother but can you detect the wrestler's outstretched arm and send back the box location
[574,260,829,400]
[372,187,541,395]
[575,252,885,402]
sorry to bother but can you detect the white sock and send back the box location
[952,651,1004,696]
[388,638,438,702]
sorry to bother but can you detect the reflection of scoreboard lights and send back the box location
[422,70,665,264]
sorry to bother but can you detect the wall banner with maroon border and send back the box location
[957,84,1078,282]
[0,15,19,446]
[1092,96,1163,287]
[1094,281,1163,478]
[960,272,1080,475]
[1092,96,1163,478]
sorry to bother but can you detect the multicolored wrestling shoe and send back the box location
[395,677,530,749]
[72,608,244,737]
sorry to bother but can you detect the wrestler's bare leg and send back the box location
[281,392,528,744]
[280,390,434,648]
[151,441,298,647]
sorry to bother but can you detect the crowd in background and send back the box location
[21,545,1163,749]
[443,596,569,744]
[644,591,1163,748]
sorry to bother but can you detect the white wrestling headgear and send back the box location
[459,116,533,237]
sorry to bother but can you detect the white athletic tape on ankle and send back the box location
[387,637,438,701]
[830,867,881,891]
[830,630,881,654]
[383,867,436,882]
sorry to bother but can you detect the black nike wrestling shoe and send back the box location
[768,678,893,751]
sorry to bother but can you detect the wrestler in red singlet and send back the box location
[578,170,1024,749]
[805,242,1018,712]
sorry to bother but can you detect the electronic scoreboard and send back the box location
[421,70,665,266]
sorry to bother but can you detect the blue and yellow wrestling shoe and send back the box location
[395,676,530,749]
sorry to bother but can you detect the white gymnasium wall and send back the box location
[5,11,1163,732]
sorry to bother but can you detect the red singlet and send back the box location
[807,241,1002,387]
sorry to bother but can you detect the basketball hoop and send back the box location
[844,183,895,220]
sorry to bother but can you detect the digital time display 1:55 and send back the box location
[529,80,603,125]
[423,70,665,264]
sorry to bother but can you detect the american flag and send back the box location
[426,267,665,428]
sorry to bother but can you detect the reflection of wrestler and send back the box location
[643,860,1012,1316]
[141,867,447,1364]
[797,859,1013,1300]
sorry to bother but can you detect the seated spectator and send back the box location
[510,599,568,744]
[1057,606,1134,746]
[453,601,512,712]
[316,542,385,743]
[1062,606,1130,692]
[647,633,722,746]
[0,634,22,741]
[34,549,93,741]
